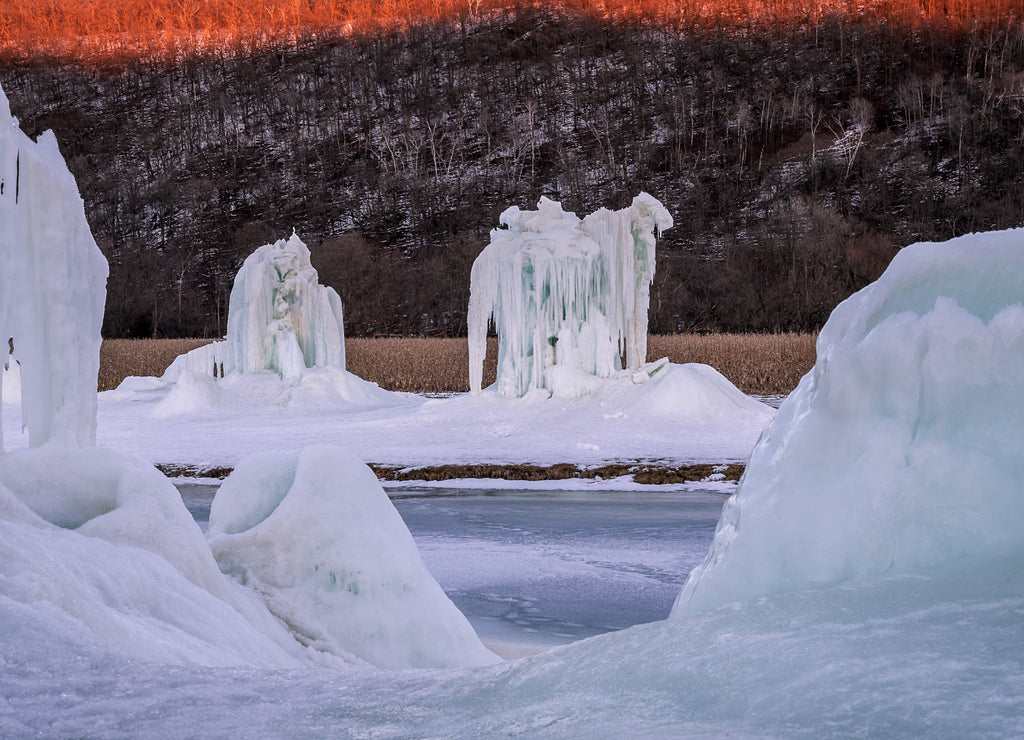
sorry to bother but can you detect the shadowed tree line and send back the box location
[1,7,1023,337]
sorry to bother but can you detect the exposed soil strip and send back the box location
[157,461,745,485]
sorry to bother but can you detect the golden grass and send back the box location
[99,333,816,395]
[344,336,497,394]
[646,333,817,396]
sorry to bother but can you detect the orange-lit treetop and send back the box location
[1,0,1022,61]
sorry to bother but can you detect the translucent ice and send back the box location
[207,445,500,669]
[225,233,345,378]
[0,84,108,448]
[674,228,1024,616]
[468,194,672,396]
[163,233,345,383]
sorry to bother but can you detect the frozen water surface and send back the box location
[178,482,726,656]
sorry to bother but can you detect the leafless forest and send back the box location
[2,4,1023,338]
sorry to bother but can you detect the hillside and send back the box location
[1,5,1023,337]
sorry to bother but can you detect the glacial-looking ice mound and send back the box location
[207,446,499,669]
[468,194,672,397]
[674,228,1024,616]
[0,85,108,448]
[166,233,344,382]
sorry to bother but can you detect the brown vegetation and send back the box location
[99,333,816,395]
[98,338,211,391]
[6,10,1022,340]
[372,461,746,484]
[156,459,746,482]
[647,334,816,396]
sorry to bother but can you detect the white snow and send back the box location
[0,85,107,448]
[207,445,499,669]
[4,227,1024,736]
[468,194,672,396]
[83,359,774,469]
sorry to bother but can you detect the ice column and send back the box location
[225,233,345,378]
[468,193,671,396]
[0,84,108,449]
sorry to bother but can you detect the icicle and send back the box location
[468,193,672,397]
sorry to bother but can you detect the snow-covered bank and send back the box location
[72,360,775,471]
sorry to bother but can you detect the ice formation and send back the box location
[0,85,108,448]
[226,234,346,378]
[207,446,499,669]
[468,194,672,396]
[9,226,1024,736]
[227,233,345,378]
[674,227,1024,616]
[159,233,344,387]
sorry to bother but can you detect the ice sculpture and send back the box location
[468,193,672,397]
[0,84,108,448]
[163,233,345,382]
[226,233,345,378]
[674,227,1024,616]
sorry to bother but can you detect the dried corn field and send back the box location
[98,334,816,395]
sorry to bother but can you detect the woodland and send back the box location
[1,1,1023,338]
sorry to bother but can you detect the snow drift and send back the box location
[207,445,499,669]
[675,227,1024,616]
[468,194,672,397]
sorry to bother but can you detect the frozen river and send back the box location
[177,483,726,657]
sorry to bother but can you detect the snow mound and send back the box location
[598,360,772,424]
[468,194,672,397]
[0,445,224,595]
[675,228,1024,616]
[0,84,108,448]
[0,446,322,669]
[153,370,224,417]
[207,445,500,669]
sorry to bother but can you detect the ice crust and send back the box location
[674,228,1024,616]
[468,194,672,396]
[0,85,107,448]
[207,445,499,669]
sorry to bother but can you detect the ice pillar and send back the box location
[0,84,108,449]
[225,233,345,378]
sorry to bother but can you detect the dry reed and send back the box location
[99,334,815,395]
[646,333,816,396]
[98,338,213,391]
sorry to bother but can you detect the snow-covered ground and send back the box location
[5,360,776,471]
[9,227,1024,737]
